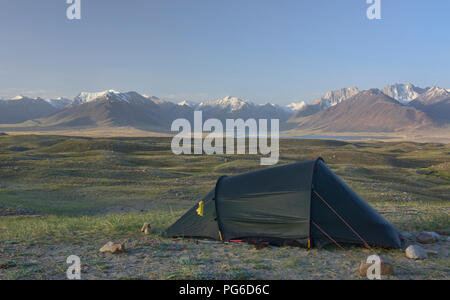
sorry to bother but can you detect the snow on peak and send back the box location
[218,96,249,109]
[75,90,123,103]
[10,95,25,100]
[312,87,360,107]
[9,95,47,102]
[286,101,307,111]
[199,96,250,111]
[45,97,73,108]
[381,83,426,103]
[415,86,450,102]
[177,100,197,107]
[427,85,448,95]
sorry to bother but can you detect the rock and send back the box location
[405,245,427,260]
[359,258,394,277]
[416,232,437,244]
[424,232,442,241]
[435,230,449,236]
[140,223,151,235]
[400,232,414,240]
[99,242,125,254]
[425,249,438,256]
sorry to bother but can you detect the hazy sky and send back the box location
[0,0,449,104]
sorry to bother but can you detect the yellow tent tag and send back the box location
[196,200,204,217]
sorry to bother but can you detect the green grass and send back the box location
[0,210,178,243]
[0,135,448,238]
[0,135,448,280]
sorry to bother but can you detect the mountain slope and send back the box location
[288,87,360,119]
[37,91,169,131]
[0,97,59,124]
[31,93,292,131]
[289,89,434,132]
[410,87,450,124]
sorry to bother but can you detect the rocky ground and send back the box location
[0,228,448,280]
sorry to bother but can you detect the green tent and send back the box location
[166,158,402,249]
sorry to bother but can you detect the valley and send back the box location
[0,135,448,279]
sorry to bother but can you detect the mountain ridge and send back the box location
[288,89,436,132]
[1,83,449,132]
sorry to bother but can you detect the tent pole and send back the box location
[313,190,373,251]
[311,220,357,262]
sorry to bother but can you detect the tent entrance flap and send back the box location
[165,189,220,240]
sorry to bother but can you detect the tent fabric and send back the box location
[165,189,220,240]
[311,160,401,248]
[166,158,401,249]
[214,160,317,242]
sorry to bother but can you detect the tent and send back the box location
[166,158,402,249]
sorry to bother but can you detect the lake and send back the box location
[281,135,391,141]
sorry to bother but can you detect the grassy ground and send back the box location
[0,135,448,280]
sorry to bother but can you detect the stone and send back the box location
[424,232,442,241]
[405,245,427,260]
[359,258,394,277]
[400,232,414,240]
[140,223,151,235]
[435,230,449,236]
[425,249,438,256]
[99,242,125,254]
[416,232,437,244]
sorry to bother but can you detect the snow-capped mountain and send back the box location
[0,96,59,123]
[381,83,428,104]
[177,100,197,107]
[40,90,166,129]
[45,97,73,109]
[288,87,360,119]
[3,95,73,109]
[286,101,307,112]
[72,90,155,106]
[194,96,292,121]
[413,86,450,103]
[410,86,450,124]
[74,90,120,103]
[198,96,250,112]
[1,83,448,131]
[290,89,434,132]
[312,86,360,107]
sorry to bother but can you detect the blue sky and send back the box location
[0,0,449,104]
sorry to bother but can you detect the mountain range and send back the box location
[0,83,449,133]
[288,89,434,132]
